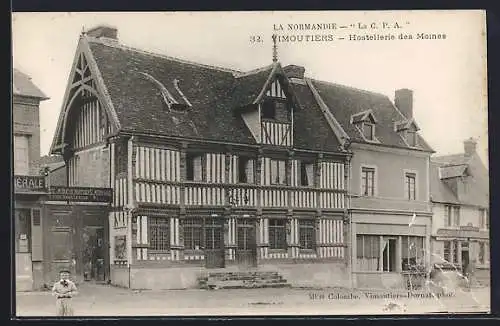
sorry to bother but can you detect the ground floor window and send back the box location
[15,208,31,253]
[382,238,397,272]
[299,219,315,250]
[443,240,459,264]
[269,218,287,250]
[149,217,170,251]
[356,235,380,271]
[183,218,203,250]
[401,236,425,271]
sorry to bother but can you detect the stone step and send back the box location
[198,271,290,289]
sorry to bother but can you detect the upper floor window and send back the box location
[445,205,460,227]
[261,99,290,122]
[186,153,204,181]
[405,172,416,200]
[479,242,486,264]
[479,208,488,229]
[299,161,314,187]
[361,167,375,196]
[271,159,287,185]
[238,156,255,184]
[14,135,30,175]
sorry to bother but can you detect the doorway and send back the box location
[461,247,470,277]
[204,218,225,268]
[236,219,257,268]
[82,226,105,281]
[383,238,397,272]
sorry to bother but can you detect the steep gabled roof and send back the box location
[231,64,276,108]
[13,69,49,100]
[87,37,255,144]
[308,79,433,152]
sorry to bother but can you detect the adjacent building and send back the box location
[430,138,490,285]
[303,81,435,289]
[48,25,351,289]
[13,68,49,291]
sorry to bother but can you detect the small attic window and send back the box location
[406,130,418,147]
[351,110,377,142]
[363,123,375,141]
[395,118,420,147]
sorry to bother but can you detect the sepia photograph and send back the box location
[12,10,489,316]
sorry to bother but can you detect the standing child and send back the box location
[52,270,78,316]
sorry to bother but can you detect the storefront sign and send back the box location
[48,186,113,203]
[14,175,46,192]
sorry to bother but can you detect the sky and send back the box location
[12,11,488,167]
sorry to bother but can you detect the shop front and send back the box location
[14,175,47,291]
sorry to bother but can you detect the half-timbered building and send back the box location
[49,25,351,289]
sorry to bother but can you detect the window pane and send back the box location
[299,220,315,250]
[269,219,286,250]
[183,218,202,250]
[363,123,373,140]
[149,217,170,251]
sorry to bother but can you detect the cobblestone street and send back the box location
[15,283,490,317]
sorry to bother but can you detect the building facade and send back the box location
[303,82,435,289]
[430,138,490,285]
[49,26,351,289]
[13,69,49,291]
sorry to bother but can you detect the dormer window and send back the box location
[406,130,418,147]
[261,99,290,122]
[351,110,378,142]
[395,118,420,148]
[363,123,375,141]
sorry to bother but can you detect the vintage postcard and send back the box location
[12,10,489,316]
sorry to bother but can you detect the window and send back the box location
[401,236,424,271]
[271,159,287,185]
[299,161,314,187]
[382,238,397,272]
[479,242,485,264]
[356,235,380,271]
[14,135,30,175]
[361,167,375,196]
[269,219,287,250]
[479,209,488,229]
[453,206,460,226]
[149,217,170,251]
[15,209,31,253]
[186,154,204,181]
[445,205,453,227]
[262,100,276,120]
[444,240,460,264]
[238,156,254,184]
[183,218,203,250]
[407,131,418,147]
[363,123,374,141]
[443,241,452,263]
[299,219,315,250]
[405,173,416,200]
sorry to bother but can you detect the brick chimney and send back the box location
[394,88,413,119]
[86,25,118,40]
[464,137,477,156]
[283,65,305,79]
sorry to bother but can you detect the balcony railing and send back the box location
[133,179,345,209]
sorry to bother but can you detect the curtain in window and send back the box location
[356,235,380,271]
